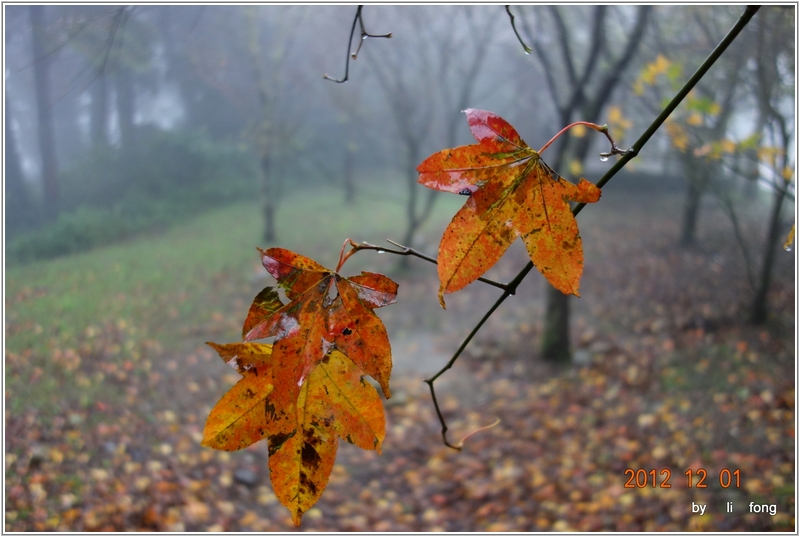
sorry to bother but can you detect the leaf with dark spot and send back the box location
[202,343,284,449]
[204,248,394,525]
[243,249,396,416]
[268,350,384,526]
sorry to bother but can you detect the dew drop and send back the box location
[784,245,792,252]
[377,249,385,254]
[599,155,609,162]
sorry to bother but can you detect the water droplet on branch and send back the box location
[599,155,609,162]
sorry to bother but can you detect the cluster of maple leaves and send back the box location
[203,110,601,524]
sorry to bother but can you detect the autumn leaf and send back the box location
[269,349,385,526]
[202,342,277,451]
[201,247,396,524]
[417,109,601,307]
[202,343,384,526]
[239,248,396,435]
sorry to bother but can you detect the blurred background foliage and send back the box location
[4,5,795,531]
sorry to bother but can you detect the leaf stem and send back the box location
[336,238,363,272]
[427,4,761,450]
[538,121,631,160]
[538,121,604,154]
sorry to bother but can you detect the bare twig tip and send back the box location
[455,419,501,449]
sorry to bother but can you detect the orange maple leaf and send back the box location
[202,246,395,525]
[417,109,601,307]
[202,343,384,526]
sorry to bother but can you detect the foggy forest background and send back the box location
[4,4,796,532]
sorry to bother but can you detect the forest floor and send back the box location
[5,180,795,531]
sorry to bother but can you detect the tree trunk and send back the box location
[750,186,787,324]
[262,201,276,242]
[531,5,651,364]
[260,155,276,242]
[29,5,59,220]
[343,145,355,205]
[542,286,571,363]
[115,66,136,151]
[90,72,108,147]
[5,95,35,234]
[398,141,423,268]
[680,174,703,247]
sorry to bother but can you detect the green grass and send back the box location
[5,180,461,414]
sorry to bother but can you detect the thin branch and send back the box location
[712,185,758,290]
[323,5,392,83]
[41,6,131,106]
[424,261,535,449]
[323,6,359,83]
[352,240,509,292]
[504,6,532,54]
[425,4,761,449]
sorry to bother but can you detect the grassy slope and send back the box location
[5,181,461,412]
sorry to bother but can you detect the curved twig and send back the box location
[504,6,532,54]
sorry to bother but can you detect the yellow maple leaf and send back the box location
[686,112,704,126]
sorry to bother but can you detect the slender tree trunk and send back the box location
[115,66,136,151]
[751,185,788,324]
[29,5,59,220]
[90,72,108,147]
[398,140,423,268]
[244,6,283,243]
[680,169,706,247]
[5,95,35,234]
[534,5,650,364]
[542,286,572,363]
[260,155,276,242]
[343,145,355,205]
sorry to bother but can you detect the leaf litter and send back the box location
[4,189,794,531]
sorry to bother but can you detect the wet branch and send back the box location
[504,6,532,54]
[351,240,508,292]
[426,4,761,450]
[324,5,392,83]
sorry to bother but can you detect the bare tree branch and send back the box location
[324,5,392,83]
[504,5,532,54]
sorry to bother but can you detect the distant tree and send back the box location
[645,7,750,247]
[244,6,305,241]
[5,95,36,235]
[29,5,60,219]
[516,5,651,362]
[635,6,794,323]
[364,6,501,260]
[748,7,795,324]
